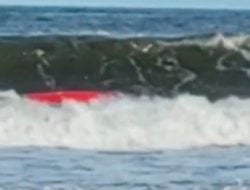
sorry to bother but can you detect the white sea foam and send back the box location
[0,91,250,150]
[156,33,250,51]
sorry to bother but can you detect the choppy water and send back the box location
[0,7,250,37]
[1,146,250,190]
[0,6,250,190]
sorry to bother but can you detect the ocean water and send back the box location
[1,7,250,37]
[0,6,250,190]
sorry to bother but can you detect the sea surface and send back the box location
[0,6,250,190]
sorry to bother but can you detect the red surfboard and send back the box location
[25,90,110,104]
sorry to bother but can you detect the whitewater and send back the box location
[0,90,249,150]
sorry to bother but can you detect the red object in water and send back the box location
[25,90,110,104]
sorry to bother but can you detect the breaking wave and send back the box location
[1,33,250,99]
[0,90,249,150]
[0,33,250,150]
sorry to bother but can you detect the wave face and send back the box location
[0,91,249,150]
[0,34,250,99]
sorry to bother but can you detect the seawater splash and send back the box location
[0,90,250,150]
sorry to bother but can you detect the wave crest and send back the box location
[0,34,250,99]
